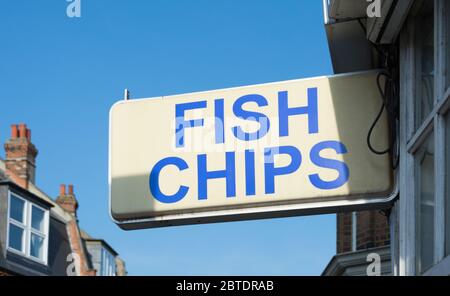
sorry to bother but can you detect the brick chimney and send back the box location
[56,184,79,216]
[4,124,38,188]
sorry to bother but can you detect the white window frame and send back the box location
[398,0,450,275]
[6,191,50,265]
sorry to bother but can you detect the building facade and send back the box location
[323,210,391,275]
[322,0,450,276]
[0,123,126,276]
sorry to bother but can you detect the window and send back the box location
[415,132,435,273]
[414,0,435,130]
[409,0,436,275]
[100,247,116,276]
[7,192,49,264]
[398,0,450,276]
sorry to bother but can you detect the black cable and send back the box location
[367,70,400,170]
[367,72,391,155]
[356,17,400,169]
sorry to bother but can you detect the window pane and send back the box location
[31,206,45,232]
[9,195,25,223]
[8,224,24,252]
[30,233,44,260]
[101,248,115,276]
[415,132,435,273]
[101,249,105,276]
[414,0,434,129]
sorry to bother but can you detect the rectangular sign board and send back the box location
[109,71,395,230]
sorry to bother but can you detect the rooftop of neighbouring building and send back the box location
[0,123,125,276]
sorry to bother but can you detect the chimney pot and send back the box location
[68,184,74,195]
[18,123,27,138]
[60,184,66,196]
[11,125,19,139]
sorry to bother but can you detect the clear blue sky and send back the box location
[0,0,335,275]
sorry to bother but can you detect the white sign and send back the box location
[109,71,395,230]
